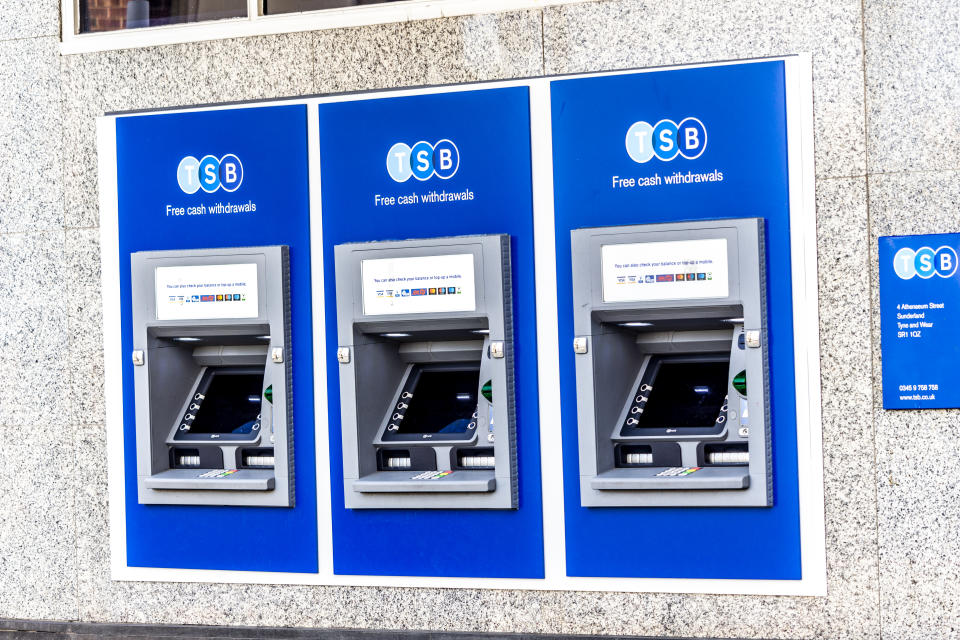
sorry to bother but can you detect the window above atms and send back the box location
[61,0,588,55]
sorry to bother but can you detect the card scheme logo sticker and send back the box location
[386,139,459,182]
[626,118,706,163]
[177,154,243,194]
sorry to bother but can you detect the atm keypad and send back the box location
[655,467,702,477]
[411,470,453,480]
[198,469,240,479]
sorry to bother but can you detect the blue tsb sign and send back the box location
[890,244,957,280]
[625,117,707,162]
[880,233,960,409]
[177,154,244,193]
[386,139,460,182]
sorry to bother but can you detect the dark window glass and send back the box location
[263,0,406,14]
[190,371,264,435]
[398,368,479,435]
[79,0,247,33]
[634,360,728,429]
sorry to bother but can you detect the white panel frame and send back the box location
[99,54,825,596]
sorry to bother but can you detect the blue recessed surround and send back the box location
[550,61,803,580]
[116,105,318,572]
[317,87,545,578]
[879,233,960,409]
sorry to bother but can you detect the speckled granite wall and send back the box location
[0,0,76,623]
[0,0,956,637]
[863,1,960,638]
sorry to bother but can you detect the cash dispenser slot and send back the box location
[174,449,201,468]
[239,448,275,468]
[571,219,772,507]
[171,447,223,469]
[700,443,749,466]
[335,234,518,508]
[376,448,436,471]
[614,443,681,468]
[455,447,496,469]
[131,246,293,506]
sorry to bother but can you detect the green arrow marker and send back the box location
[733,370,747,396]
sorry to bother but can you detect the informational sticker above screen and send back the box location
[362,253,476,315]
[155,263,259,320]
[601,238,729,302]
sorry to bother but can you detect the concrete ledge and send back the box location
[0,619,745,640]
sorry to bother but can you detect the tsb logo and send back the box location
[177,154,243,194]
[893,245,958,280]
[625,118,707,163]
[386,139,459,182]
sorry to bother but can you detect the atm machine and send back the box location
[334,234,517,509]
[571,219,772,507]
[130,246,294,507]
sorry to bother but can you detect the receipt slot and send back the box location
[334,234,517,509]
[571,219,772,507]
[131,246,293,507]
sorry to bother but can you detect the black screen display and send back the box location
[634,360,728,429]
[190,371,264,434]
[397,368,479,434]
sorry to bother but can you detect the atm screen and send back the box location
[397,367,479,434]
[635,359,728,428]
[190,370,264,434]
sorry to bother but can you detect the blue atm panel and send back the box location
[116,105,318,572]
[318,88,545,578]
[879,233,960,409]
[551,61,803,580]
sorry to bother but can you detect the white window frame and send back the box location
[60,0,589,55]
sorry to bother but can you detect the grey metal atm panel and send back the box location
[334,234,517,509]
[571,219,772,507]
[131,246,293,507]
